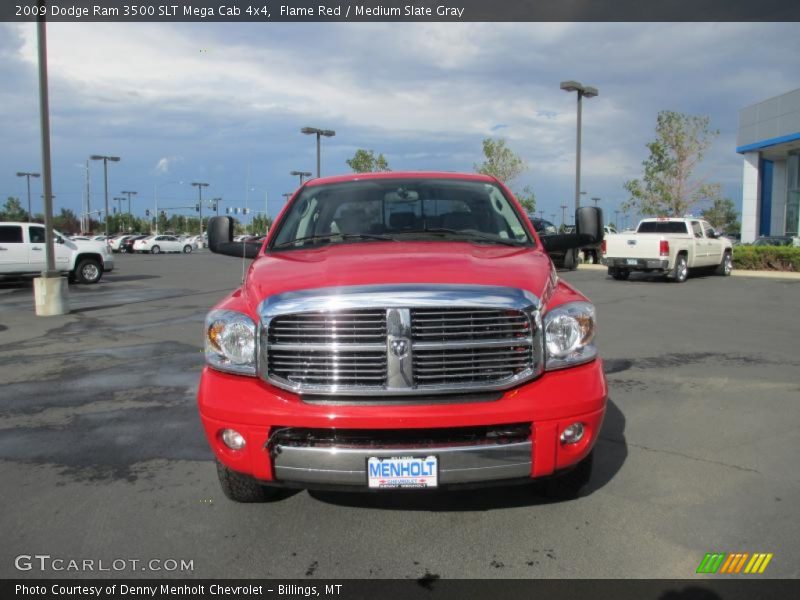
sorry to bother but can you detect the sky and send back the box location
[1,21,798,229]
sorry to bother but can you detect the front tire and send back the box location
[74,258,102,284]
[183,245,192,254]
[715,251,733,276]
[562,248,578,271]
[541,451,594,500]
[216,460,279,503]
[151,245,161,254]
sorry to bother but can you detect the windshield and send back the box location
[270,178,532,250]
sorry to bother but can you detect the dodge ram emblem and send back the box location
[390,338,409,358]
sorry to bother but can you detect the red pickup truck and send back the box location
[198,172,607,502]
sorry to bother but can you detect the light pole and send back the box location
[121,190,137,216]
[538,210,545,220]
[560,204,568,227]
[282,193,292,203]
[154,180,183,234]
[591,196,601,206]
[301,127,335,178]
[290,170,312,186]
[16,171,40,221]
[211,197,222,215]
[560,81,598,211]
[192,182,209,239]
[614,210,621,231]
[90,154,120,237]
[113,197,125,231]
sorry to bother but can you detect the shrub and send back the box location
[732,245,800,271]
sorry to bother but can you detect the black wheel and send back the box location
[216,460,279,503]
[671,254,688,283]
[541,451,594,500]
[151,245,161,254]
[74,258,102,284]
[183,245,193,254]
[715,251,732,276]
[119,247,127,254]
[609,268,630,281]
[562,248,578,271]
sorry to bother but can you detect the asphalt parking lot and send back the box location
[0,253,798,579]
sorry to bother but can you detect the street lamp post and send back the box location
[113,196,125,231]
[192,182,209,239]
[301,127,335,178]
[90,154,120,237]
[560,204,568,227]
[121,190,137,216]
[282,193,292,203]
[591,196,601,206]
[290,170,312,186]
[538,210,545,220]
[16,171,41,221]
[212,197,222,215]
[560,81,598,211]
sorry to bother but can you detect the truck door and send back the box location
[690,221,709,265]
[702,221,723,265]
[0,224,27,271]
[29,226,72,270]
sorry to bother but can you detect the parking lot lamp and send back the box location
[192,182,209,239]
[291,170,312,186]
[90,154,120,237]
[16,172,40,221]
[560,81,598,211]
[301,127,336,178]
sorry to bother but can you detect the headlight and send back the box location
[543,301,597,370]
[205,309,257,376]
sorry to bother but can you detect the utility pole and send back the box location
[192,182,209,240]
[290,170,312,186]
[113,196,125,231]
[538,210,545,220]
[560,204,568,227]
[90,154,120,237]
[591,196,601,206]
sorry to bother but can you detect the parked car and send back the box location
[109,234,134,252]
[602,217,733,282]
[119,235,149,254]
[527,216,580,270]
[0,222,113,284]
[199,172,606,502]
[751,235,800,247]
[133,235,194,254]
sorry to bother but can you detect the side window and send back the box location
[0,225,23,243]
[29,226,46,244]
[702,222,716,238]
[691,221,703,238]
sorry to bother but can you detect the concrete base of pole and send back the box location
[34,276,70,316]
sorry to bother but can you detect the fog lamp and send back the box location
[221,429,246,450]
[560,422,585,445]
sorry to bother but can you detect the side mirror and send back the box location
[207,216,260,259]
[55,236,64,244]
[540,206,604,253]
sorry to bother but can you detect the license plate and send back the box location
[626,258,638,266]
[367,456,438,489]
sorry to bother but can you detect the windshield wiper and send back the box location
[396,228,526,247]
[274,232,397,248]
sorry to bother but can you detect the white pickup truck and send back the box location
[602,217,733,283]
[0,222,114,284]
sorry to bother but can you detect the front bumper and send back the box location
[197,359,607,488]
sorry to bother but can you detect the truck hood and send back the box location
[244,241,556,312]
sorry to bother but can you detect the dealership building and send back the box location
[738,88,800,242]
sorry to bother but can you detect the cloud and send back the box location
[154,156,182,174]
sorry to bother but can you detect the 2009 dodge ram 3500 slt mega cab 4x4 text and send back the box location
[602,217,733,283]
[198,172,607,502]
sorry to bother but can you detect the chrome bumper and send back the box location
[606,258,669,270]
[273,441,532,486]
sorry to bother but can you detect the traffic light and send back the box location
[113,207,117,214]
[243,208,249,215]
[160,210,166,218]
[145,209,150,217]
[195,204,200,212]
[225,207,230,214]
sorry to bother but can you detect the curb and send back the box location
[575,263,800,280]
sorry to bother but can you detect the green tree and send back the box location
[624,111,721,217]
[53,208,80,234]
[251,214,273,235]
[0,197,28,221]
[346,149,391,173]
[474,137,527,184]
[701,198,740,234]
[514,185,536,213]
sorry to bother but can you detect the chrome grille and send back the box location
[268,310,386,344]
[411,308,531,341]
[268,348,387,386]
[413,345,534,386]
[259,285,542,396]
